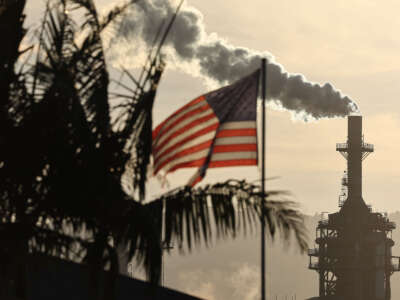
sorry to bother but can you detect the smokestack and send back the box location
[310,115,397,300]
[337,114,373,212]
[347,115,363,200]
[108,0,359,120]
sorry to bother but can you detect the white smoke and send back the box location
[107,0,359,120]
[173,264,260,300]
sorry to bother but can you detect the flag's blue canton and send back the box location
[205,71,259,123]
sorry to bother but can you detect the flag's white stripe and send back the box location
[211,151,257,161]
[219,121,256,130]
[155,116,219,156]
[155,100,207,140]
[214,136,257,145]
[154,131,216,169]
[154,107,213,148]
[163,148,210,173]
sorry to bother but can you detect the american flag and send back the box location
[152,69,260,186]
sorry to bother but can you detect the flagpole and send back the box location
[261,58,267,300]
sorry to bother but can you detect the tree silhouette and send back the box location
[0,0,308,298]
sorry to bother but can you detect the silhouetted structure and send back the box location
[308,115,399,300]
[11,254,202,300]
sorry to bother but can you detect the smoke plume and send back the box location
[109,0,359,119]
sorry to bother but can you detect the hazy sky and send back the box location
[24,0,400,299]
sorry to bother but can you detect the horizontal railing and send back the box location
[336,143,347,151]
[335,142,374,152]
[362,142,374,152]
[391,264,400,271]
[318,219,329,226]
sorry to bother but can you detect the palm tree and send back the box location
[0,0,308,298]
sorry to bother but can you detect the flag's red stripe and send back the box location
[153,123,219,172]
[153,113,217,154]
[153,104,212,147]
[152,96,206,139]
[212,144,257,153]
[167,157,257,175]
[154,140,214,174]
[208,159,257,168]
[216,128,257,138]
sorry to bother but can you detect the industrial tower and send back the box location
[308,115,399,300]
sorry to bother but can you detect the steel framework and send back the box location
[308,115,399,300]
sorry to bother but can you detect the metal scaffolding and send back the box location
[308,115,399,300]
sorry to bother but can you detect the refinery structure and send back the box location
[308,115,399,300]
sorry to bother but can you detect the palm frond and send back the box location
[74,31,110,140]
[263,200,308,252]
[68,0,98,29]
[121,180,308,284]
[98,1,134,32]
[69,0,132,32]
[118,200,163,285]
[113,0,184,200]
[116,58,165,200]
